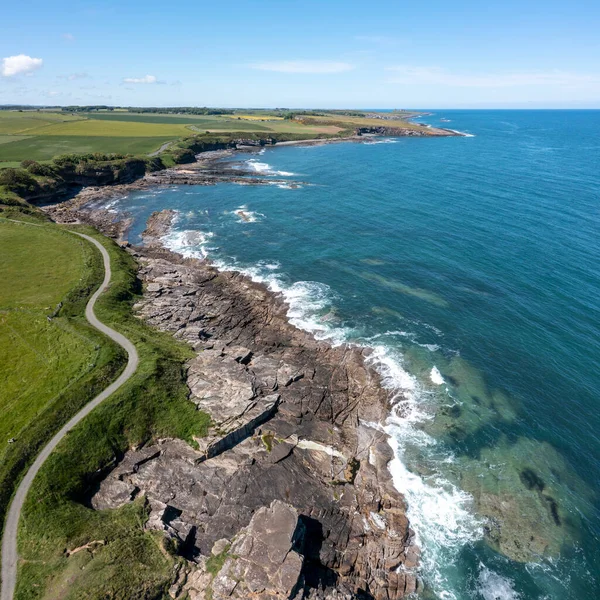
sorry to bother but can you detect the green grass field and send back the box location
[0,222,98,444]
[0,209,210,599]
[0,135,175,162]
[0,112,84,135]
[22,119,192,137]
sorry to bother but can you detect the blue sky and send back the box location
[1,0,600,108]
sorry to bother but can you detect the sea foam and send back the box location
[162,219,484,599]
[247,159,295,177]
[477,565,521,600]
[159,206,482,599]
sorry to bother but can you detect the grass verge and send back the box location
[0,210,209,599]
[0,212,125,552]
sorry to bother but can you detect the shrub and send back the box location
[171,148,195,164]
[26,161,57,177]
[0,168,39,195]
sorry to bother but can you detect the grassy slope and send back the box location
[0,215,210,599]
[0,223,98,443]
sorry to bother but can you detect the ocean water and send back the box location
[114,110,600,599]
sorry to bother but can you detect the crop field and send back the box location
[21,119,192,137]
[235,114,284,121]
[0,111,84,135]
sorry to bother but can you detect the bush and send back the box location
[0,168,39,195]
[25,161,57,177]
[171,148,195,164]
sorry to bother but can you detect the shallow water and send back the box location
[115,110,600,599]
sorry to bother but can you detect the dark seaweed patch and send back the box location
[520,468,546,492]
[544,495,562,526]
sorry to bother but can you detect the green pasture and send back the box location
[0,211,209,599]
[0,220,102,452]
[0,135,174,163]
[0,111,84,135]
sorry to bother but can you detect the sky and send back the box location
[1,0,600,109]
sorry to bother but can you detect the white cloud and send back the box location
[123,74,157,84]
[249,60,354,74]
[63,33,75,42]
[1,54,43,77]
[385,66,599,88]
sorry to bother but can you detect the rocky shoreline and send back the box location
[42,128,461,238]
[46,196,421,599]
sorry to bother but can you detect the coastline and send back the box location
[48,202,422,599]
[30,126,472,599]
[41,128,462,234]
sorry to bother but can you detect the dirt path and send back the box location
[148,141,174,156]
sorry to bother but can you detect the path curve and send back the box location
[1,231,139,600]
[148,140,174,157]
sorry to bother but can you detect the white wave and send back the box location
[104,198,120,212]
[430,366,445,385]
[247,159,295,177]
[212,258,352,346]
[361,330,440,353]
[162,228,215,259]
[420,343,441,352]
[364,344,482,599]
[265,181,302,190]
[232,206,263,223]
[447,128,476,138]
[247,160,271,174]
[365,138,399,145]
[477,565,520,600]
[258,261,280,270]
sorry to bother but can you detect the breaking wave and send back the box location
[246,159,296,177]
[162,221,486,597]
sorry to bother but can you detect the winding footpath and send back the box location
[1,230,139,600]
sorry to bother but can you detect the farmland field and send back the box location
[0,109,418,165]
[0,111,84,135]
[0,135,175,162]
[20,119,192,137]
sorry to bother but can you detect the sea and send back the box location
[109,110,600,600]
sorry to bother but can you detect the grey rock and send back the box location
[86,210,418,600]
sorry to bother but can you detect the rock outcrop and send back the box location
[80,209,419,599]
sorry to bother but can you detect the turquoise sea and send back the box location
[114,110,600,599]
